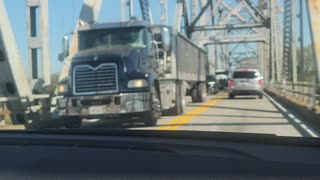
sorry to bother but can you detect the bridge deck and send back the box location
[81,92,318,138]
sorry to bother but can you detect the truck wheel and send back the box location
[64,117,82,128]
[192,83,206,103]
[144,87,160,127]
[167,82,186,115]
[180,85,186,114]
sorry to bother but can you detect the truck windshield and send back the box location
[79,27,146,51]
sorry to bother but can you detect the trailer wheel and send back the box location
[165,82,186,115]
[191,87,199,103]
[144,87,160,127]
[197,83,206,102]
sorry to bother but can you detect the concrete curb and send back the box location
[265,89,320,133]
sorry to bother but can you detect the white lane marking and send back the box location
[293,118,302,124]
[288,114,295,119]
[265,93,319,138]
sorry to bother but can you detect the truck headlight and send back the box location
[58,84,68,94]
[128,79,148,88]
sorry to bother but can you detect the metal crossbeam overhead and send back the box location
[193,23,265,31]
[181,0,270,71]
[203,35,266,44]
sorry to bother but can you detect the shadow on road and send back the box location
[225,97,258,100]
[156,122,291,128]
[177,114,284,119]
[188,104,281,114]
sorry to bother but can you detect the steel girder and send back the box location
[0,0,36,124]
[181,0,270,71]
[307,0,320,83]
[282,0,297,83]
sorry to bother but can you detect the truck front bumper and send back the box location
[57,92,151,118]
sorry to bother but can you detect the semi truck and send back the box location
[56,19,207,128]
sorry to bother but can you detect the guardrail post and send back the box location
[282,79,286,95]
[0,103,3,126]
[304,82,308,102]
[311,76,317,110]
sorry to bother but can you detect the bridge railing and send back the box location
[268,80,320,110]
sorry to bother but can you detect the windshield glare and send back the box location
[79,27,147,51]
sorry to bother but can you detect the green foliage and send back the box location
[296,45,316,82]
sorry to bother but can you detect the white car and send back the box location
[228,69,264,99]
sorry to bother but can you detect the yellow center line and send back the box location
[159,94,226,131]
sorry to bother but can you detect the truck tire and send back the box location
[192,83,206,103]
[64,117,82,128]
[167,82,186,115]
[144,87,160,127]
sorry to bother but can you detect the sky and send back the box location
[3,0,313,75]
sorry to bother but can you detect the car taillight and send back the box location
[228,80,234,86]
[258,80,263,85]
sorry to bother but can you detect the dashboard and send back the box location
[0,130,319,179]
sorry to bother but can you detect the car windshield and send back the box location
[233,71,259,79]
[79,27,147,51]
[1,0,320,145]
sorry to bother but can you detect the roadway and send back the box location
[82,91,319,138]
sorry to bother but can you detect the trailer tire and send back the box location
[167,82,186,115]
[191,87,199,103]
[144,87,160,127]
[197,83,206,102]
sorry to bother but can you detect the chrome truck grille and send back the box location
[73,63,119,95]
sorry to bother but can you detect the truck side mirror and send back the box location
[161,28,171,51]
[58,36,70,62]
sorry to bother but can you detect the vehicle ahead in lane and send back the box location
[228,69,264,99]
[206,75,219,95]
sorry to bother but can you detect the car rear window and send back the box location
[233,71,258,79]
[206,76,216,81]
